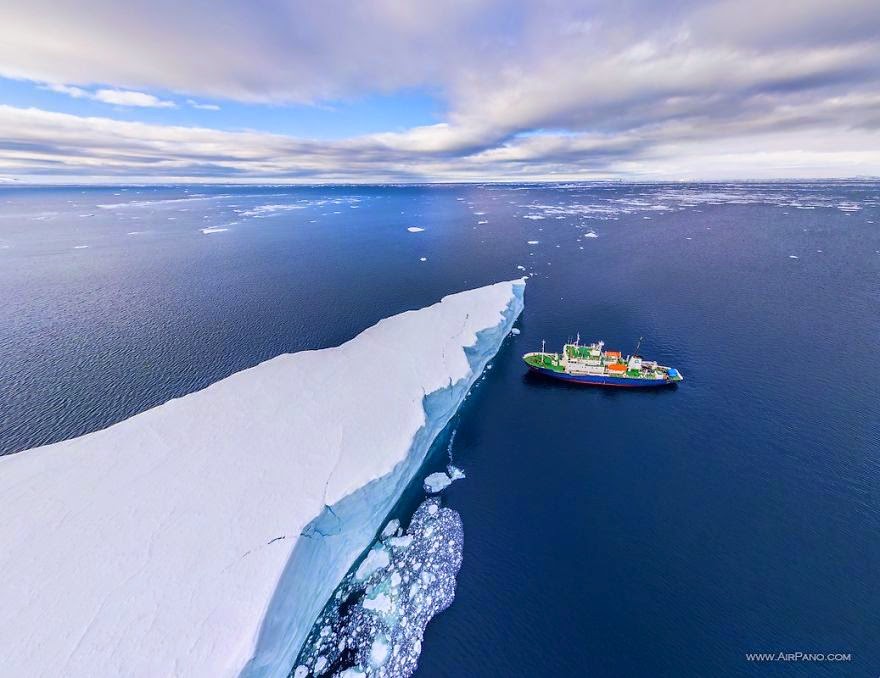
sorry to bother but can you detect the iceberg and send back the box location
[0,278,524,678]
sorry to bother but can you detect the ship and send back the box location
[523,336,683,388]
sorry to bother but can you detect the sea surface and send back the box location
[2,182,878,676]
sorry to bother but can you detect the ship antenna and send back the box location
[633,336,643,357]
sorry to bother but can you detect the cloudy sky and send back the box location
[0,0,878,183]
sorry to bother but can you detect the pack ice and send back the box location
[0,279,525,678]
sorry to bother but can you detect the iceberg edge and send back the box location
[242,281,524,678]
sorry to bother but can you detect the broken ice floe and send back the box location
[423,465,466,494]
[292,498,463,678]
[406,227,425,233]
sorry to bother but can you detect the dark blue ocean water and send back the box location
[2,183,878,676]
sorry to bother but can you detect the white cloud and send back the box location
[92,89,175,108]
[43,82,176,108]
[1,0,879,180]
[0,104,877,183]
[43,83,89,98]
[187,99,220,111]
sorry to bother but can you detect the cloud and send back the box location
[92,89,175,108]
[187,99,220,111]
[43,82,176,108]
[0,103,877,183]
[0,1,501,103]
[1,0,879,180]
[43,83,90,99]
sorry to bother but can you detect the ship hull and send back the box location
[528,365,676,388]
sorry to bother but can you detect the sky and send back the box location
[0,0,878,183]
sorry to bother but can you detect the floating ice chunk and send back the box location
[527,240,539,245]
[516,265,525,271]
[200,227,228,234]
[369,633,391,667]
[338,668,366,678]
[511,327,521,335]
[387,535,413,549]
[424,472,452,493]
[407,227,425,233]
[447,465,466,481]
[419,257,428,262]
[293,666,308,678]
[381,520,400,539]
[424,465,465,493]
[238,203,308,217]
[522,214,545,220]
[73,244,89,249]
[355,545,391,581]
[789,255,799,259]
[363,590,393,615]
[582,231,599,238]
[477,220,488,224]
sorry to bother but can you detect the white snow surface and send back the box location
[0,278,525,678]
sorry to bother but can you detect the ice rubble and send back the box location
[0,279,524,678]
[292,498,462,678]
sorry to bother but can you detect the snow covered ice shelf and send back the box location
[0,279,525,678]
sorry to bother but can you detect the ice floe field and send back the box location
[1,182,878,677]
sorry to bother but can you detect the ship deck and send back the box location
[523,353,564,372]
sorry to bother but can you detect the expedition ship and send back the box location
[523,336,683,388]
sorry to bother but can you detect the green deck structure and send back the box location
[523,353,564,372]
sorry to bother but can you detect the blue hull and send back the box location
[528,365,675,388]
